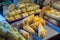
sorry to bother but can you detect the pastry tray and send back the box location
[44,14,60,28]
[45,14,60,22]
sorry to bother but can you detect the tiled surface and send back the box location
[43,25,59,40]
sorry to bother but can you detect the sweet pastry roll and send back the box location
[23,24,36,34]
[38,23,47,38]
[31,22,39,30]
[19,29,30,39]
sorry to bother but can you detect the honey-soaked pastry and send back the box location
[33,16,40,22]
[31,22,39,30]
[40,5,50,18]
[38,23,47,38]
[39,18,46,26]
[19,29,30,39]
[25,15,34,23]
[23,24,36,34]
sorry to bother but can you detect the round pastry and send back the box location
[29,11,35,15]
[34,5,40,10]
[21,8,26,13]
[17,4,25,8]
[9,11,16,16]
[21,12,28,18]
[27,6,34,11]
[25,3,30,6]
[35,9,41,13]
[6,16,14,21]
[15,9,21,14]
[14,15,21,20]
[8,4,15,11]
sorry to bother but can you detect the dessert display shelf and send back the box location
[5,12,39,24]
[44,14,60,28]
[3,2,41,24]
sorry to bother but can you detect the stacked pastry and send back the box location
[16,2,41,15]
[44,8,60,26]
[4,2,41,22]
[45,8,60,20]
[4,9,22,21]
[51,1,60,10]
[17,15,47,39]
